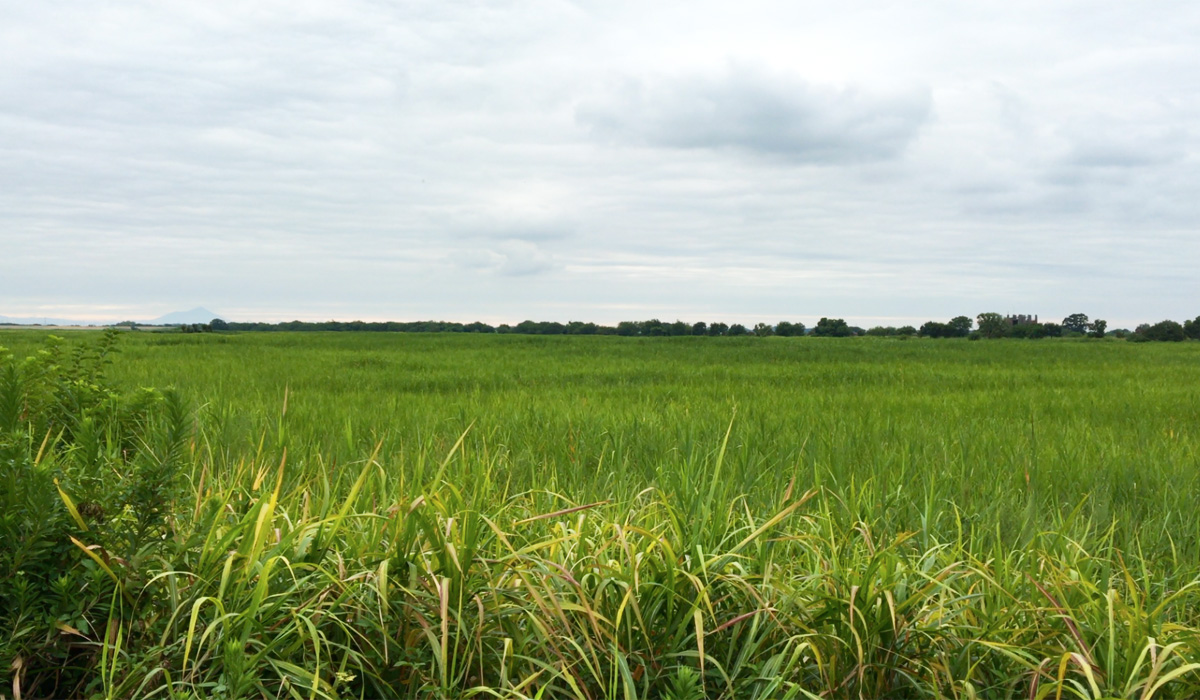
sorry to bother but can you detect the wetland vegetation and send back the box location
[3,330,1200,698]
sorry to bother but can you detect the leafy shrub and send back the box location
[0,332,189,698]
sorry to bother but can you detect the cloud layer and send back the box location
[1,1,1198,327]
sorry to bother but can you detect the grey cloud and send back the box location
[938,78,1195,226]
[576,65,931,163]
[454,240,557,277]
[496,241,556,276]
[448,213,577,243]
[1061,129,1186,169]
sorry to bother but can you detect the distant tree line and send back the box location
[215,318,817,336]
[201,313,1200,342]
[898,313,1200,342]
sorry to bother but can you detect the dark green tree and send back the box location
[1062,313,1090,334]
[1088,319,1107,338]
[812,318,852,337]
[616,321,639,336]
[775,321,806,337]
[1141,320,1186,342]
[565,321,597,335]
[919,321,950,338]
[641,319,666,336]
[976,313,1008,339]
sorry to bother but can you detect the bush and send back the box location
[0,333,188,698]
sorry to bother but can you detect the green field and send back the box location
[4,331,1200,698]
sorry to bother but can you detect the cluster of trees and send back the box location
[895,313,1110,340]
[212,318,821,337]
[808,317,860,336]
[917,316,974,338]
[906,313,1200,342]
[971,312,1106,340]
[865,326,917,337]
[194,314,1200,341]
[215,319,493,333]
[1129,318,1200,342]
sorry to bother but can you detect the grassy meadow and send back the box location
[3,330,1200,699]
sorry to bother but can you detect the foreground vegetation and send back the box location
[3,330,1200,699]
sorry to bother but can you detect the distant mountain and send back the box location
[0,307,226,327]
[147,307,223,325]
[0,314,108,326]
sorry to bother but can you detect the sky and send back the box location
[2,1,1198,328]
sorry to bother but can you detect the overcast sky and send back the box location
[2,1,1198,327]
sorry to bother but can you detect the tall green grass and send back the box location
[2,330,1200,698]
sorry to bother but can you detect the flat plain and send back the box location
[3,330,1200,698]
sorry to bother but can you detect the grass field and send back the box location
[3,330,1200,698]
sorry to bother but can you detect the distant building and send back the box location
[1005,314,1038,326]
